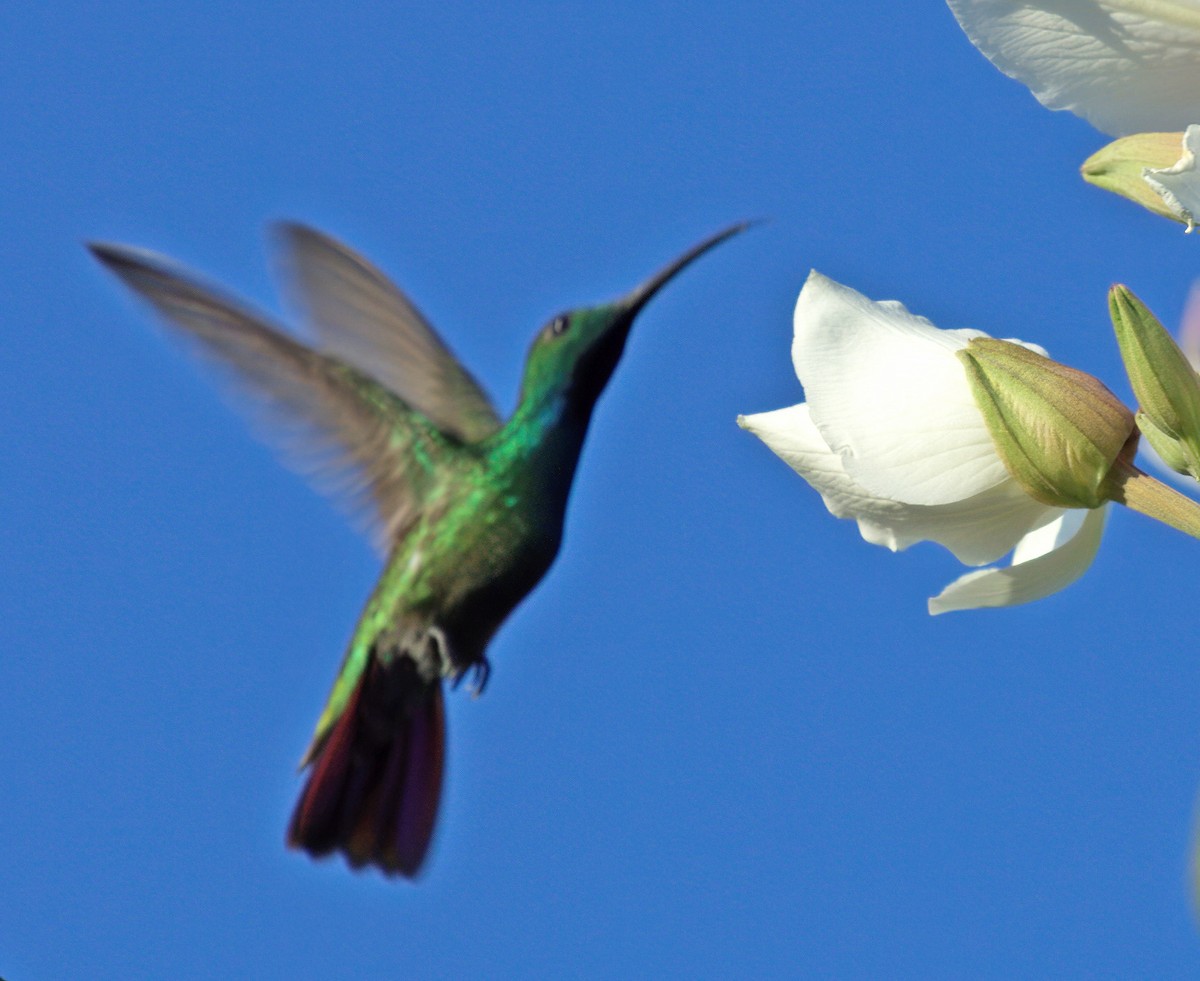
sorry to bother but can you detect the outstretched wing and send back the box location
[272,222,502,443]
[89,242,451,552]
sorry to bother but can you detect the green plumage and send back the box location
[89,221,746,876]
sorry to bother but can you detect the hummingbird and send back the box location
[88,220,747,877]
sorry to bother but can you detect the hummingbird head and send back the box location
[516,222,751,419]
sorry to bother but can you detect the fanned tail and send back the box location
[287,659,446,877]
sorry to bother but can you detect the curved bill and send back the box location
[618,220,755,319]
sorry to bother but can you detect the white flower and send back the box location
[1144,126,1200,229]
[947,0,1200,137]
[947,0,1200,226]
[738,271,1107,614]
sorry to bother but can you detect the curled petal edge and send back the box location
[927,505,1107,615]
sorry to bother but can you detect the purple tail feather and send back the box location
[287,662,446,877]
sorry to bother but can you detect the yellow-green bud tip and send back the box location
[1082,132,1188,225]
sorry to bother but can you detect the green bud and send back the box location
[957,338,1135,509]
[1081,132,1187,225]
[1109,284,1200,478]
[1136,410,1193,475]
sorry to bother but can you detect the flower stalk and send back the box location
[1103,457,1200,540]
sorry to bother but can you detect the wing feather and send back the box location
[89,241,449,552]
[272,223,501,443]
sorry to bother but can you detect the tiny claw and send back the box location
[470,659,491,699]
[448,658,490,696]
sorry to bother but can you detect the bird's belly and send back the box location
[441,528,560,662]
[397,502,562,673]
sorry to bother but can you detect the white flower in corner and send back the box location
[738,272,1108,614]
[946,0,1200,137]
[947,0,1200,227]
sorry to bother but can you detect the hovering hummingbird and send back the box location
[89,221,747,877]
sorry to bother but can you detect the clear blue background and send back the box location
[3,3,1199,978]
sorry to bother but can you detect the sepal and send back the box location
[957,338,1135,509]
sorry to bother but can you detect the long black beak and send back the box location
[618,221,756,321]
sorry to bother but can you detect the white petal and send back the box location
[1143,124,1200,230]
[738,404,1060,565]
[792,271,1008,507]
[927,505,1107,614]
[947,0,1200,136]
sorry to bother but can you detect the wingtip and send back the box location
[269,218,304,241]
[270,219,331,251]
[84,239,123,263]
[85,240,165,276]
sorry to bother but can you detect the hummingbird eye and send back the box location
[548,314,570,338]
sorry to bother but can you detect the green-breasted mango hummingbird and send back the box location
[88,221,747,877]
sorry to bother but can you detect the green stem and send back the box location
[1104,459,1200,540]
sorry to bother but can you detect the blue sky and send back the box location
[5,2,1200,978]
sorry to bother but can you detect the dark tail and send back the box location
[286,659,446,877]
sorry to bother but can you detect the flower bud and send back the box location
[957,339,1135,509]
[1081,132,1189,226]
[1137,410,1193,475]
[1109,284,1200,478]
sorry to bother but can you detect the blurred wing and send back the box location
[272,223,502,443]
[89,242,450,552]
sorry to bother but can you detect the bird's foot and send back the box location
[451,658,491,699]
[470,658,491,698]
